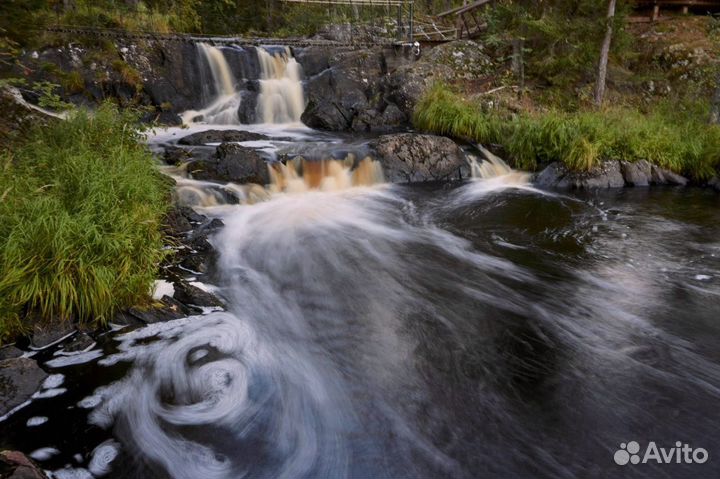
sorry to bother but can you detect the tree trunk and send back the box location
[711,71,720,124]
[594,0,617,107]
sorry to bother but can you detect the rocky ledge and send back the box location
[534,159,691,189]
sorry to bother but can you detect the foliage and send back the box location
[0,103,169,341]
[415,84,720,178]
[31,80,73,110]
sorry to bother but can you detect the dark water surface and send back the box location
[2,182,719,479]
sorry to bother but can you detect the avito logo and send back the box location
[614,441,709,466]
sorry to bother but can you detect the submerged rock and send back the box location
[372,133,469,183]
[178,129,269,146]
[188,143,269,185]
[0,358,48,417]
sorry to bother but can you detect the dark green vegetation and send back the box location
[0,104,169,341]
[415,84,720,178]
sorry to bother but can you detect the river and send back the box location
[1,45,719,479]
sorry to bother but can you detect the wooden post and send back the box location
[682,6,689,14]
[711,70,720,124]
[651,4,660,22]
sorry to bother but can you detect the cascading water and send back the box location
[256,47,306,124]
[181,43,242,125]
[181,44,305,126]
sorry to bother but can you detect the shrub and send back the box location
[0,103,169,341]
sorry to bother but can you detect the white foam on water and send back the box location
[152,279,176,300]
[29,447,60,461]
[43,374,65,389]
[45,350,103,368]
[26,416,48,427]
[88,440,120,477]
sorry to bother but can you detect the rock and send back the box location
[0,451,46,479]
[709,177,720,191]
[372,133,469,183]
[28,320,76,350]
[178,129,269,146]
[0,345,23,361]
[535,161,625,189]
[163,206,208,237]
[533,162,568,188]
[650,165,688,186]
[173,281,223,308]
[126,296,187,324]
[188,143,269,184]
[162,146,193,165]
[163,207,193,235]
[0,358,48,416]
[621,160,651,186]
[61,332,95,353]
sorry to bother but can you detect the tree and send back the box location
[594,0,617,106]
[711,70,720,124]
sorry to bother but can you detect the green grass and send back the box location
[0,103,169,342]
[414,84,720,179]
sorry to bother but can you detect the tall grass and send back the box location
[0,103,169,341]
[414,84,720,178]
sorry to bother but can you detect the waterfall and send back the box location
[181,43,241,125]
[256,48,306,124]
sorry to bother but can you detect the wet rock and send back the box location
[351,104,407,133]
[0,358,48,417]
[372,133,469,183]
[162,146,193,165]
[302,69,368,131]
[127,296,187,324]
[28,319,76,350]
[163,206,193,236]
[650,165,688,186]
[161,295,203,316]
[62,332,96,353]
[178,129,269,146]
[142,110,182,126]
[173,281,223,308]
[709,177,720,191]
[188,143,269,185]
[621,160,652,187]
[0,450,46,479]
[163,206,208,237]
[535,161,625,189]
[0,345,23,361]
[533,162,568,188]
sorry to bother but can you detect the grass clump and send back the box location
[0,103,169,341]
[414,84,720,179]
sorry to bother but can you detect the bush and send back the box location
[414,84,720,178]
[0,103,169,341]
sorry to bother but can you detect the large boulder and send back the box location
[0,358,48,417]
[299,46,414,132]
[372,133,469,183]
[178,129,269,146]
[188,143,269,184]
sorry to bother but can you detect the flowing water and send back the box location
[2,46,720,479]
[180,44,305,126]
